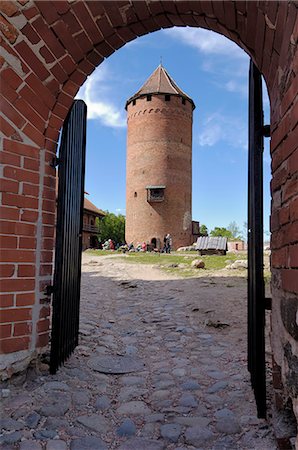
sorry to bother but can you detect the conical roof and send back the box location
[125,64,195,109]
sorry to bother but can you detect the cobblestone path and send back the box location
[1,255,276,449]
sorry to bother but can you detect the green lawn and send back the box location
[122,251,246,269]
[85,249,247,273]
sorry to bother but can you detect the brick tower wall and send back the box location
[126,95,193,249]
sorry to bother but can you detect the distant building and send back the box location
[228,240,246,252]
[196,236,228,255]
[125,64,198,250]
[82,197,105,250]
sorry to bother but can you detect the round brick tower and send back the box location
[125,65,195,250]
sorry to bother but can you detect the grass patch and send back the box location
[120,251,247,273]
[84,249,114,257]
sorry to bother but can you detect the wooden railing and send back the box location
[82,223,100,233]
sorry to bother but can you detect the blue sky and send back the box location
[76,27,271,237]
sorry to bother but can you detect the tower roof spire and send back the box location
[125,65,195,109]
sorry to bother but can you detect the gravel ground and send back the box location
[0,253,276,449]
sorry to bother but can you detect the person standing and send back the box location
[166,234,172,253]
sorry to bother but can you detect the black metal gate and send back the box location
[50,100,87,374]
[247,60,268,418]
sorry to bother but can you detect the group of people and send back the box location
[102,239,116,250]
[101,234,173,253]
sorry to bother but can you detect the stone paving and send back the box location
[1,255,277,449]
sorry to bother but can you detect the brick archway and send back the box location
[1,0,297,424]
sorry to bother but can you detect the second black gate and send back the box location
[247,60,267,418]
[50,100,87,374]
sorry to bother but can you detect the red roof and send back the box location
[83,197,105,216]
[126,64,195,109]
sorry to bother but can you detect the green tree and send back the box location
[200,224,208,236]
[97,212,125,245]
[210,227,233,239]
[227,221,241,239]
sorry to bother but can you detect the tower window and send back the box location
[165,95,171,102]
[132,99,136,106]
[134,192,137,198]
[146,95,152,101]
[182,98,186,105]
[146,185,165,203]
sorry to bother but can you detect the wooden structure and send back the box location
[196,236,228,255]
[82,197,105,250]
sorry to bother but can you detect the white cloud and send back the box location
[224,80,247,97]
[164,27,246,59]
[75,64,126,128]
[198,112,247,150]
[165,27,249,98]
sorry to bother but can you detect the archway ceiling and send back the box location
[0,1,296,150]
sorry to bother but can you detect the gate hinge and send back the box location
[45,284,55,296]
[50,156,60,168]
[262,125,270,138]
[264,297,272,310]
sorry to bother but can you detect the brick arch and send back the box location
[0,0,297,422]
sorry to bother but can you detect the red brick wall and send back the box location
[0,1,297,416]
[126,95,193,249]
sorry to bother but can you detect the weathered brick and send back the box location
[39,45,55,64]
[0,264,15,277]
[289,244,298,268]
[2,193,39,210]
[39,305,50,319]
[37,318,49,333]
[73,2,102,44]
[39,264,52,276]
[1,95,26,129]
[4,167,39,184]
[25,72,56,109]
[19,237,37,248]
[0,336,30,353]
[0,305,32,324]
[52,20,84,62]
[1,222,36,239]
[21,22,40,44]
[22,183,39,198]
[0,151,20,167]
[0,206,19,221]
[18,264,35,277]
[1,67,23,90]
[0,324,12,339]
[59,54,76,75]
[0,235,17,248]
[13,321,32,336]
[0,0,20,17]
[23,123,45,148]
[16,293,35,306]
[0,294,14,308]
[36,332,49,347]
[23,157,40,171]
[23,5,39,20]
[281,269,298,293]
[0,116,21,140]
[51,0,70,15]
[17,87,45,125]
[15,41,50,81]
[35,0,59,24]
[282,175,298,203]
[0,14,18,43]
[3,139,39,158]
[271,246,287,268]
[14,98,45,131]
